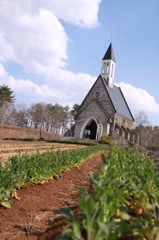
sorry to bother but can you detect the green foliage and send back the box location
[0,85,15,138]
[0,144,104,208]
[0,85,15,107]
[99,135,111,145]
[4,137,37,141]
[47,139,97,146]
[59,144,159,240]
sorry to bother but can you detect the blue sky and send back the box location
[0,0,159,125]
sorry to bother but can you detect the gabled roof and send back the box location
[76,74,134,122]
[102,76,134,121]
[102,43,116,62]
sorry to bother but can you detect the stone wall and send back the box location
[74,100,109,139]
[111,131,138,147]
[74,76,116,139]
[112,123,139,145]
[74,75,135,143]
[0,124,59,140]
[114,113,134,130]
[77,76,115,118]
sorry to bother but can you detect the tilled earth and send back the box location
[1,141,159,240]
[0,151,107,240]
[0,140,84,163]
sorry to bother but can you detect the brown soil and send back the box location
[0,140,84,163]
[0,151,108,240]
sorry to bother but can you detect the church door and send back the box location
[83,120,97,140]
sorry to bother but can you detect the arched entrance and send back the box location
[83,119,97,140]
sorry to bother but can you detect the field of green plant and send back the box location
[59,144,159,240]
[0,144,104,208]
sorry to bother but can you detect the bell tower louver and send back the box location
[101,43,116,88]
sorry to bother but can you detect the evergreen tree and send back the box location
[0,85,15,139]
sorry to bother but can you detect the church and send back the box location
[74,43,137,143]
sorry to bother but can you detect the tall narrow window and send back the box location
[106,63,109,73]
[111,64,114,77]
[102,62,106,74]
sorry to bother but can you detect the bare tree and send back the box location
[50,104,65,133]
[61,105,70,134]
[44,104,54,132]
[11,104,29,127]
[135,111,150,127]
[0,96,76,138]
[134,111,159,149]
[134,111,151,148]
[4,104,16,125]
[148,126,159,150]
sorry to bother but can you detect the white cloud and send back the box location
[117,82,159,115]
[0,0,100,106]
[0,0,101,73]
[0,5,68,72]
[0,64,95,106]
[0,64,67,103]
[0,0,101,28]
[46,68,96,104]
[34,0,102,28]
[0,33,15,62]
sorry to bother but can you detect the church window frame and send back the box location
[106,62,109,73]
[95,91,101,98]
[111,64,114,77]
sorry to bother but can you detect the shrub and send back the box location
[47,139,97,146]
[4,137,37,141]
[99,135,111,144]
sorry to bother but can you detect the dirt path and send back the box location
[0,151,108,240]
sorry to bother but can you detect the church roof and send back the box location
[102,43,116,62]
[102,76,134,121]
[77,75,134,122]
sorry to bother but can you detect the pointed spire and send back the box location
[102,43,116,62]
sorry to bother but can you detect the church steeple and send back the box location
[101,43,116,88]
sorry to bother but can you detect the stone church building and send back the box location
[74,43,137,143]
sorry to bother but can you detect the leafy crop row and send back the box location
[59,144,159,240]
[0,144,104,208]
[4,137,37,141]
[47,139,98,146]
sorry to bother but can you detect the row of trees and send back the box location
[135,111,159,150]
[0,85,159,150]
[0,85,79,136]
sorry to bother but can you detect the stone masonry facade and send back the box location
[74,100,109,138]
[78,76,115,118]
[74,75,137,144]
[74,76,115,139]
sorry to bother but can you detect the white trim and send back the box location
[106,123,110,135]
[96,124,103,140]
[80,117,98,139]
